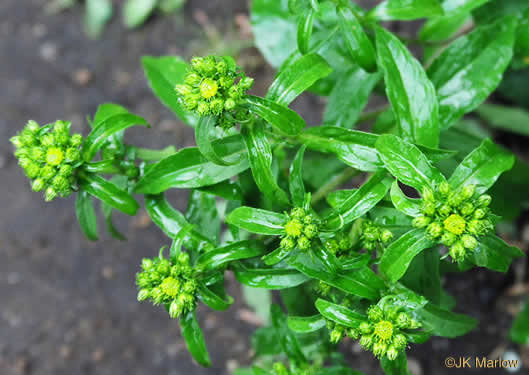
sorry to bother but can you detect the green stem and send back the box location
[311,167,359,205]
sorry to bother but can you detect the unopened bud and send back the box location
[461,184,476,200]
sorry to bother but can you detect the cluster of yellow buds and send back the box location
[11,120,83,201]
[361,220,393,251]
[358,305,420,361]
[272,362,319,375]
[175,55,254,127]
[280,208,319,251]
[412,182,493,262]
[324,234,352,257]
[136,252,198,319]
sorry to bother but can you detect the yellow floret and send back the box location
[444,214,466,235]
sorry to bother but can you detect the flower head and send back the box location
[412,183,494,262]
[136,251,198,319]
[175,56,253,128]
[11,120,83,201]
[280,207,319,252]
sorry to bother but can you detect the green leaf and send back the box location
[326,189,357,208]
[315,299,366,327]
[510,298,529,345]
[401,246,441,305]
[380,228,437,283]
[180,311,211,367]
[376,134,446,191]
[471,233,524,273]
[262,247,290,266]
[288,252,384,300]
[196,241,265,271]
[415,303,477,337]
[246,96,306,135]
[198,180,243,201]
[242,285,272,324]
[78,172,139,216]
[242,121,290,205]
[101,176,128,241]
[196,116,240,166]
[123,0,158,28]
[380,352,410,375]
[251,0,297,68]
[270,304,306,365]
[337,6,376,72]
[323,67,381,128]
[84,0,113,38]
[234,265,310,289]
[297,8,315,54]
[158,0,185,13]
[266,53,332,107]
[75,189,99,241]
[419,12,470,43]
[369,0,444,20]
[82,105,148,162]
[186,190,220,243]
[428,17,518,129]
[390,181,421,217]
[289,146,306,207]
[442,0,491,13]
[299,127,382,171]
[287,314,326,333]
[326,170,393,229]
[375,26,440,147]
[476,103,529,137]
[141,56,199,127]
[198,283,234,311]
[226,206,286,235]
[448,138,515,194]
[135,135,249,194]
[144,194,213,251]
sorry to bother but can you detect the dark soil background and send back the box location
[1,1,527,374]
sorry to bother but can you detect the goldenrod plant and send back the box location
[12,0,529,373]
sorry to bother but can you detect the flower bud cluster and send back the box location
[357,305,420,361]
[412,182,493,262]
[324,233,352,257]
[280,208,319,252]
[136,252,198,319]
[175,56,254,127]
[11,120,83,201]
[361,220,394,251]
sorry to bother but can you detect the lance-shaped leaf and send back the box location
[448,138,514,194]
[428,16,518,129]
[144,194,213,251]
[415,303,477,337]
[196,116,240,166]
[390,181,421,217]
[186,190,220,244]
[370,206,414,238]
[315,299,366,328]
[323,67,381,128]
[84,0,113,38]
[142,56,199,127]
[376,134,446,192]
[123,0,157,28]
[180,311,211,367]
[196,241,265,271]
[375,26,440,147]
[267,53,332,106]
[134,135,249,194]
[289,145,306,207]
[299,127,382,171]
[287,314,326,333]
[270,304,306,365]
[442,0,491,13]
[470,233,524,273]
[297,8,315,54]
[246,95,306,135]
[78,172,138,216]
[380,228,437,283]
[197,283,234,311]
[327,189,358,208]
[262,247,290,266]
[476,103,529,137]
[288,252,384,300]
[198,180,243,201]
[75,189,99,241]
[369,0,444,21]
[326,170,393,229]
[337,6,376,72]
[380,352,409,375]
[82,106,148,162]
[401,246,441,305]
[242,121,290,205]
[234,265,310,289]
[226,206,286,235]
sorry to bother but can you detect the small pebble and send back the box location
[39,42,57,62]
[73,69,93,86]
[407,357,423,375]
